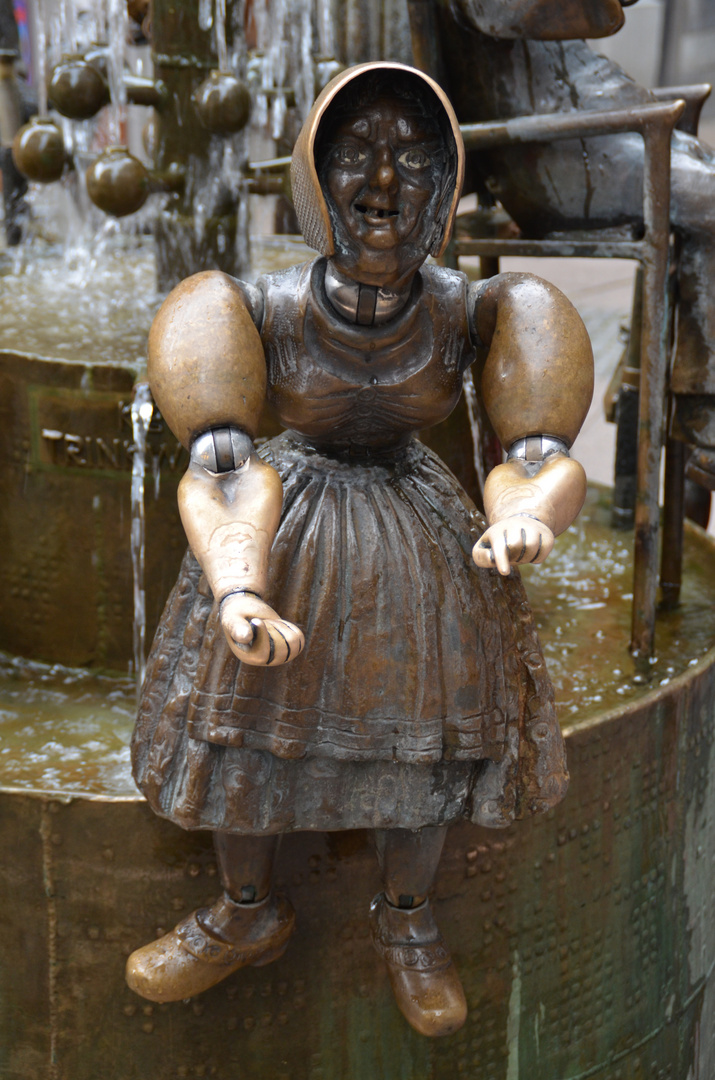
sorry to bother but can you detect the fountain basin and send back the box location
[1,488,714,1079]
[0,236,313,671]
[0,347,186,670]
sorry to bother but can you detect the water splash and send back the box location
[0,234,161,365]
[130,382,154,698]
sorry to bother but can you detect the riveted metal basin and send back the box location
[1,488,714,1079]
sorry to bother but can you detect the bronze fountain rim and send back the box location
[3,492,715,801]
[559,489,715,738]
[6,643,715,803]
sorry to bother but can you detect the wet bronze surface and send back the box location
[291,62,464,261]
[151,0,248,288]
[0,351,186,670]
[11,116,65,183]
[439,0,625,40]
[415,0,715,657]
[86,148,150,219]
[148,271,267,448]
[0,236,310,671]
[193,71,252,135]
[478,272,593,450]
[48,56,110,120]
[3,489,715,801]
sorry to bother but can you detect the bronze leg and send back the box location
[373,825,447,907]
[370,826,467,1037]
[126,832,295,1003]
[214,831,281,903]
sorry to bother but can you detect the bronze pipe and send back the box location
[630,108,682,664]
[660,432,686,610]
[460,99,685,150]
[124,74,168,109]
[650,83,711,135]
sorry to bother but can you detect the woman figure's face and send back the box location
[322,93,445,288]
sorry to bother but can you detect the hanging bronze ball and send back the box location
[11,118,66,183]
[49,56,110,120]
[86,148,150,217]
[194,71,251,135]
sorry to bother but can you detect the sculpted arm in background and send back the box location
[469,273,593,576]
[444,0,625,40]
[148,269,304,666]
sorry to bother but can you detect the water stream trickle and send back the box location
[130,382,154,699]
[215,0,229,73]
[105,0,129,145]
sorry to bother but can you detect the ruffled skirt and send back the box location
[131,435,567,833]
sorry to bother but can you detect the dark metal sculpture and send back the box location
[126,62,593,1037]
[415,0,715,493]
[404,0,715,659]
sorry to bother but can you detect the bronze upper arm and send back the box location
[474,271,593,451]
[447,0,624,40]
[147,270,267,451]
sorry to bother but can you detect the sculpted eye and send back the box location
[335,144,366,165]
[397,148,430,170]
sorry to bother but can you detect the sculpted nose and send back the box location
[370,147,397,191]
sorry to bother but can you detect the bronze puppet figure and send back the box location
[126,62,593,1038]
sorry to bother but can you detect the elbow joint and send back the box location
[191,427,254,474]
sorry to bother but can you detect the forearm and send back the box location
[178,451,283,603]
[483,452,587,536]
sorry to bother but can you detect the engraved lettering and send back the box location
[41,429,64,465]
[38,424,184,474]
[64,434,87,465]
[96,438,118,468]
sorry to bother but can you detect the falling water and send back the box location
[249,0,270,128]
[296,0,314,121]
[215,0,229,71]
[130,382,154,698]
[268,0,287,139]
[34,0,48,115]
[316,0,336,57]
[105,0,128,145]
[462,367,488,497]
[198,0,213,31]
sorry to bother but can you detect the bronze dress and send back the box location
[131,259,568,834]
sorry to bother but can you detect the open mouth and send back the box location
[355,203,399,224]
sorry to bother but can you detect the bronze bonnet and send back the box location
[291,62,465,260]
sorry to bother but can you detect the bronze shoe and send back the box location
[125,891,296,1003]
[369,893,467,1037]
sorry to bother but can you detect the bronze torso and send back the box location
[261,259,474,451]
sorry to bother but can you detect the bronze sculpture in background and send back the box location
[125,62,593,1038]
[415,0,715,499]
